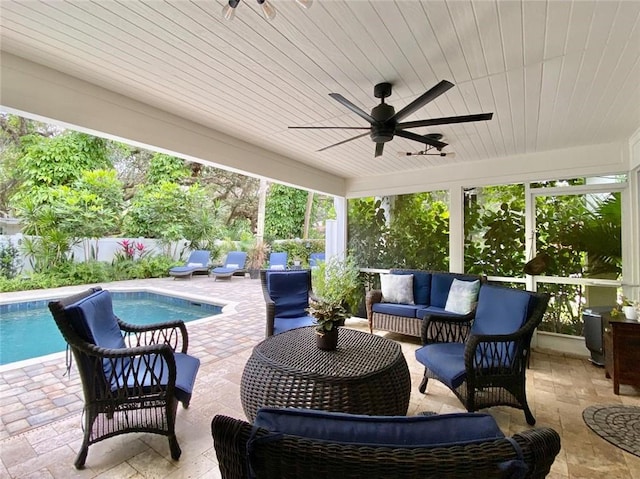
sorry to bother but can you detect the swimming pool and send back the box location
[0,291,222,365]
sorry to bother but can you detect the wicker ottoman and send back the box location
[240,326,411,421]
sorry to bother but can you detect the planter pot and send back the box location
[623,306,637,320]
[316,327,339,351]
[248,268,260,280]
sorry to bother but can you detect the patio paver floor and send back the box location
[1,275,639,478]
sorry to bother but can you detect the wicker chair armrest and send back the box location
[420,311,474,345]
[365,290,382,319]
[464,329,534,377]
[211,415,254,479]
[512,427,561,479]
[73,342,177,397]
[119,318,189,354]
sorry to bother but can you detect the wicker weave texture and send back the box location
[240,327,410,421]
[211,415,562,479]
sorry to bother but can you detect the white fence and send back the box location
[0,234,190,273]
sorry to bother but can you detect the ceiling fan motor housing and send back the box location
[370,103,396,142]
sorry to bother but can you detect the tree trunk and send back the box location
[303,191,314,239]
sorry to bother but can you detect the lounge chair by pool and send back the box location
[211,251,247,281]
[169,250,211,279]
[268,252,288,270]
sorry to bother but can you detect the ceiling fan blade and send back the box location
[397,113,494,130]
[288,126,371,130]
[396,130,448,150]
[375,142,384,157]
[329,93,376,124]
[391,80,454,123]
[317,132,370,152]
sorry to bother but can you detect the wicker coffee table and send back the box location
[240,326,411,421]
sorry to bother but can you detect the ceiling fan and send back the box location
[289,80,493,158]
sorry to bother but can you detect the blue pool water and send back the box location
[0,292,221,365]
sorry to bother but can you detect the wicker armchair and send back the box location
[415,284,550,425]
[211,413,561,479]
[48,287,200,469]
[260,269,316,337]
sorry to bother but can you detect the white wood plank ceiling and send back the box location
[1,0,639,182]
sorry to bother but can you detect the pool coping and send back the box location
[0,284,238,373]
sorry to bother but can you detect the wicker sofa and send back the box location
[211,408,561,479]
[366,269,485,338]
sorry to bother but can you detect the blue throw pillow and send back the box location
[254,408,504,447]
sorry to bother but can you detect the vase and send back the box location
[316,327,339,351]
[623,306,637,320]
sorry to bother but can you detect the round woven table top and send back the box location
[252,326,403,379]
[241,326,411,420]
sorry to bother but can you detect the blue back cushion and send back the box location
[64,290,127,379]
[471,285,532,336]
[431,273,479,308]
[188,250,210,266]
[267,270,310,318]
[254,408,504,447]
[65,290,125,349]
[391,270,432,305]
[270,252,288,267]
[225,251,247,268]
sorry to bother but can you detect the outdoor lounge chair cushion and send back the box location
[269,252,288,270]
[254,407,505,447]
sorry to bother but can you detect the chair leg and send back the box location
[418,372,429,393]
[169,435,182,460]
[523,400,536,425]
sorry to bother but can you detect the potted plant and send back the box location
[611,296,638,320]
[309,255,361,350]
[247,240,269,280]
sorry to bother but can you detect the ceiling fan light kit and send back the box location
[222,0,312,20]
[290,80,494,158]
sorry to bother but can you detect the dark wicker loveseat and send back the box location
[366,269,485,338]
[211,408,561,479]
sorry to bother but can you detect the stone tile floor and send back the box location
[0,275,639,478]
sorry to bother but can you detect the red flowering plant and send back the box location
[113,239,149,263]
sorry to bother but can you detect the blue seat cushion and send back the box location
[391,270,431,305]
[472,285,532,336]
[273,315,316,335]
[111,352,200,404]
[416,306,467,320]
[372,303,425,318]
[254,407,504,447]
[211,267,238,275]
[430,273,480,308]
[267,271,310,318]
[415,342,467,389]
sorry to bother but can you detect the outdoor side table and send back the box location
[240,326,411,422]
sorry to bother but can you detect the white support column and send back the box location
[449,186,464,273]
[326,196,347,261]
